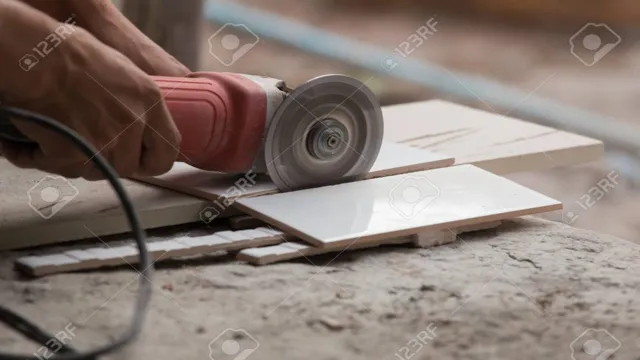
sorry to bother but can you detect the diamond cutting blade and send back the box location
[264,74,384,192]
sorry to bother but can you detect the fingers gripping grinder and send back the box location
[155,73,384,191]
[0,73,384,191]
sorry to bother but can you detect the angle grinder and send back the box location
[0,73,384,191]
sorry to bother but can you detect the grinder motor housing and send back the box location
[154,72,287,174]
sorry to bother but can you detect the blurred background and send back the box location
[119,0,640,241]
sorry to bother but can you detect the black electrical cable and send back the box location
[0,106,152,360]
[0,306,75,354]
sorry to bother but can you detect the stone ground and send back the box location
[3,3,640,360]
[1,218,640,359]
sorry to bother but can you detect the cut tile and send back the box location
[254,227,282,236]
[216,230,253,242]
[79,247,138,266]
[237,220,505,265]
[176,234,231,248]
[146,240,187,253]
[138,142,453,202]
[237,242,315,265]
[237,236,412,265]
[15,228,290,277]
[15,255,80,276]
[235,164,562,248]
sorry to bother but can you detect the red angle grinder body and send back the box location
[153,72,284,174]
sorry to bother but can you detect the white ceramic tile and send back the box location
[15,227,292,276]
[240,229,274,240]
[177,234,230,248]
[237,242,310,265]
[65,250,97,261]
[17,255,78,268]
[216,230,252,242]
[365,142,452,178]
[242,242,309,258]
[254,227,282,236]
[235,164,562,248]
[382,100,603,174]
[146,240,187,253]
[86,248,125,260]
[141,142,453,201]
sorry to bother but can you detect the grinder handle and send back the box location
[152,73,268,173]
[153,76,226,166]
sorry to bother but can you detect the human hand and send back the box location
[19,0,190,77]
[0,0,181,179]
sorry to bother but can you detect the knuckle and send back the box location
[109,151,138,177]
[114,161,138,177]
[139,151,175,177]
[143,159,173,177]
[155,156,176,175]
[141,79,164,105]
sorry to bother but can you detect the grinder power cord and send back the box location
[0,106,152,360]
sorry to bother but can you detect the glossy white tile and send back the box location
[235,164,562,248]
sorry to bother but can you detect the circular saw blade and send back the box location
[264,74,383,192]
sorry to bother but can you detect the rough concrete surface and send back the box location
[2,217,640,359]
